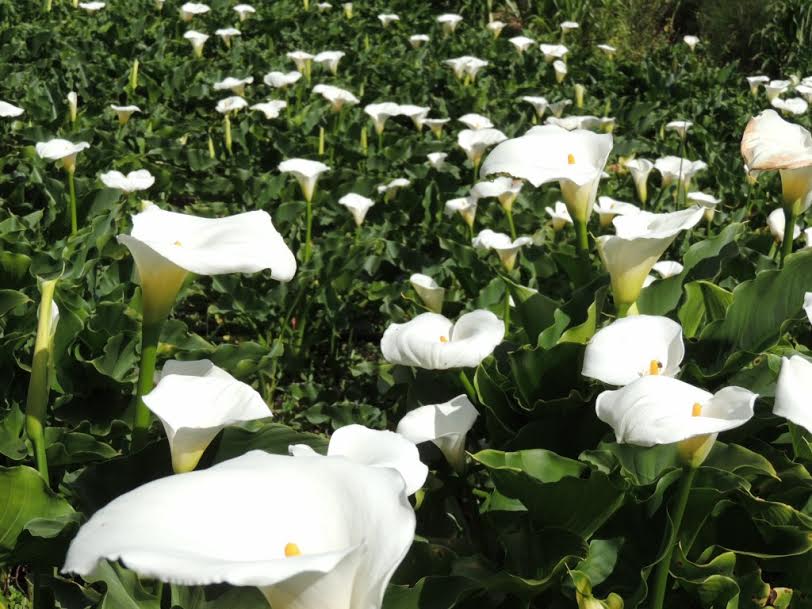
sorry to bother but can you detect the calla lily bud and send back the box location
[409,273,445,313]
[343,2,352,18]
[66,91,78,123]
[574,83,586,108]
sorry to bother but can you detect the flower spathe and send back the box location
[289,424,428,495]
[521,95,548,119]
[0,100,24,117]
[764,80,790,101]
[215,28,241,45]
[62,451,415,609]
[409,273,444,314]
[546,115,602,131]
[409,34,430,48]
[264,71,302,88]
[539,43,568,62]
[437,13,462,34]
[509,36,535,54]
[553,60,568,83]
[381,310,504,370]
[583,315,684,386]
[179,2,209,20]
[213,76,253,96]
[36,139,90,173]
[143,360,269,473]
[117,205,296,324]
[546,201,573,231]
[445,197,477,228]
[772,97,809,116]
[596,375,756,464]
[427,152,448,169]
[597,43,617,57]
[666,120,692,139]
[654,156,707,188]
[183,30,209,56]
[597,207,704,307]
[480,125,613,223]
[396,395,479,473]
[278,159,330,203]
[216,96,248,115]
[767,207,801,242]
[746,75,769,95]
[100,169,155,194]
[458,113,493,130]
[472,229,532,272]
[549,99,572,117]
[594,196,640,227]
[313,84,359,111]
[378,13,399,27]
[110,104,141,125]
[472,177,523,212]
[78,2,105,10]
[250,100,288,120]
[233,3,255,20]
[683,35,699,51]
[774,355,812,433]
[313,50,345,75]
[286,50,314,72]
[652,260,684,278]
[623,158,654,203]
[338,193,374,226]
[364,102,401,134]
[458,129,507,166]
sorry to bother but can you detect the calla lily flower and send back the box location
[179,2,209,20]
[118,205,296,325]
[183,30,209,57]
[409,274,445,313]
[397,395,478,473]
[623,158,654,203]
[381,310,504,370]
[250,100,287,120]
[110,104,141,125]
[437,13,462,34]
[652,260,684,278]
[560,20,579,31]
[215,28,241,46]
[378,13,399,27]
[317,2,332,11]
[597,375,756,464]
[290,424,428,495]
[574,83,586,108]
[377,178,411,198]
[0,101,24,117]
[521,95,548,119]
[78,2,105,11]
[767,207,801,242]
[66,91,78,123]
[472,229,533,272]
[594,196,640,227]
[458,129,507,167]
[546,201,573,231]
[549,99,572,117]
[36,139,90,173]
[458,113,493,130]
[666,120,692,139]
[546,115,602,131]
[683,35,699,51]
[398,105,431,131]
[583,315,684,386]
[774,355,812,433]
[795,84,812,102]
[100,169,155,194]
[409,34,430,48]
[343,1,352,17]
[264,71,302,89]
[597,207,704,308]
[747,75,769,95]
[445,197,477,229]
[741,110,812,213]
[480,125,612,223]
[278,159,329,203]
[654,156,707,188]
[313,51,345,75]
[233,4,255,20]
[63,451,415,609]
[486,20,505,37]
[313,84,359,111]
[539,43,568,62]
[444,56,487,82]
[509,36,535,54]
[338,193,374,226]
[427,152,448,169]
[597,43,617,57]
[214,76,253,96]
[686,191,720,222]
[143,360,269,473]
[287,51,314,78]
[772,97,809,116]
[215,96,247,115]
[764,80,790,101]
[472,177,523,212]
[553,60,568,83]
[424,118,450,137]
[364,102,401,135]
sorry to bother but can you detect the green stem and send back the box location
[650,466,697,609]
[25,279,58,485]
[616,301,632,318]
[224,114,232,155]
[458,369,477,403]
[67,170,77,235]
[377,130,384,152]
[131,322,162,451]
[304,195,313,263]
[780,206,796,268]
[573,218,589,255]
[503,284,511,335]
[505,208,517,240]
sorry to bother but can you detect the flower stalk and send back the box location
[573,218,589,255]
[67,169,78,235]
[224,115,232,155]
[132,321,162,451]
[129,59,139,94]
[781,205,797,267]
[25,279,58,484]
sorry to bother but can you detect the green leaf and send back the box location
[678,280,733,338]
[0,289,30,317]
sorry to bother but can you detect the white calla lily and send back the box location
[378,13,399,27]
[594,196,640,227]
[540,43,568,62]
[486,20,505,37]
[458,113,493,130]
[409,274,445,313]
[36,139,90,173]
[427,152,448,169]
[287,50,314,73]
[805,292,812,324]
[686,191,720,222]
[767,207,801,242]
[144,360,269,473]
[338,193,374,226]
[377,178,410,201]
[278,159,330,203]
[290,424,428,495]
[445,197,477,229]
[251,100,287,120]
[597,207,704,308]
[0,101,23,118]
[597,43,616,57]
[521,96,548,119]
[444,56,487,81]
[623,158,654,203]
[472,229,532,272]
[233,3,255,20]
[546,201,572,231]
[264,71,302,88]
[509,36,535,54]
[654,156,707,188]
[117,205,295,324]
[313,84,359,111]
[553,60,567,83]
[183,30,209,57]
[215,28,241,46]
[549,99,572,117]
[746,75,769,95]
[215,96,247,115]
[364,102,401,135]
[546,115,602,131]
[100,169,155,194]
[472,177,523,212]
[110,104,141,125]
[560,20,579,31]
[409,34,430,48]
[652,260,684,278]
[683,35,699,51]
[583,315,684,385]
[78,2,105,11]
[458,129,507,167]
[213,76,253,96]
[774,355,812,433]
[313,51,345,75]
[666,120,692,139]
[381,310,504,370]
[764,79,790,101]
[397,395,479,472]
[437,13,462,34]
[424,118,450,138]
[772,97,809,116]
[180,2,209,20]
[398,105,431,131]
[63,451,415,609]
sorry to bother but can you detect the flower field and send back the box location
[1,1,811,608]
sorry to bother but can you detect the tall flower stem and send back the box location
[780,206,796,268]
[132,321,162,451]
[505,208,517,240]
[676,136,686,208]
[304,194,314,263]
[650,465,697,609]
[573,218,589,255]
[502,284,511,335]
[224,115,232,155]
[25,279,58,484]
[458,370,477,404]
[66,170,78,235]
